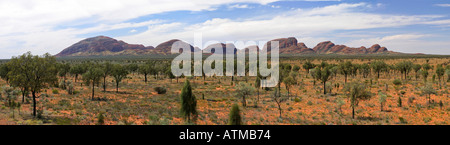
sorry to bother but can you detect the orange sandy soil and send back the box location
[0,58,449,125]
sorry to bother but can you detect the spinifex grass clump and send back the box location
[228,104,242,125]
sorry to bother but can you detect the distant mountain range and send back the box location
[55,36,396,57]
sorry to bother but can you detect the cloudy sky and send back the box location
[1,0,450,58]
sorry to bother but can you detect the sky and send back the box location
[1,0,450,58]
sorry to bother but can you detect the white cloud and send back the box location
[1,1,450,58]
[229,4,251,9]
[0,0,281,58]
[345,34,450,54]
[435,4,450,7]
[119,3,446,50]
[271,5,281,8]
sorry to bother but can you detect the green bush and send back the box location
[393,79,402,86]
[52,89,59,94]
[154,87,167,94]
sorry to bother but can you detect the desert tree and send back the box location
[3,86,19,118]
[255,76,261,102]
[7,52,58,117]
[138,61,153,83]
[283,76,296,98]
[436,65,445,86]
[350,64,359,77]
[446,68,450,82]
[421,83,437,105]
[228,104,242,125]
[338,61,353,83]
[293,65,301,72]
[235,82,255,107]
[371,61,387,79]
[7,60,29,103]
[166,66,176,83]
[422,63,432,71]
[395,61,413,80]
[420,69,429,83]
[58,63,71,89]
[69,64,85,83]
[302,61,315,74]
[273,88,285,118]
[180,79,197,123]
[412,64,422,80]
[378,92,387,111]
[360,63,371,78]
[101,62,113,92]
[111,64,129,93]
[82,66,104,100]
[309,68,318,85]
[126,63,139,75]
[0,63,11,83]
[344,81,372,119]
[312,66,334,95]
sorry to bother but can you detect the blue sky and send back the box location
[0,0,450,58]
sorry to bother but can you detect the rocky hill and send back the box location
[56,36,395,57]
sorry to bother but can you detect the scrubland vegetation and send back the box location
[0,52,449,125]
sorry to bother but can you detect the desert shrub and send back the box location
[58,99,71,108]
[408,96,415,104]
[228,104,242,125]
[397,97,402,107]
[37,108,44,119]
[92,97,108,101]
[307,101,313,105]
[97,113,105,125]
[59,80,67,89]
[52,89,59,94]
[154,87,167,94]
[400,91,406,95]
[399,117,408,124]
[294,97,302,102]
[393,79,402,86]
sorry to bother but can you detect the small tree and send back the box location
[58,63,71,89]
[283,76,296,98]
[436,65,445,86]
[273,88,285,118]
[180,80,197,123]
[83,67,104,100]
[302,61,315,74]
[138,62,153,83]
[421,83,437,105]
[228,104,242,125]
[0,64,10,82]
[395,61,413,80]
[255,77,261,102]
[235,82,255,107]
[111,64,129,93]
[344,81,372,119]
[420,69,429,83]
[101,62,113,92]
[338,61,353,83]
[97,113,105,125]
[371,61,387,79]
[7,52,58,117]
[312,66,333,94]
[69,64,85,83]
[412,64,422,80]
[378,92,387,111]
[446,69,450,82]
